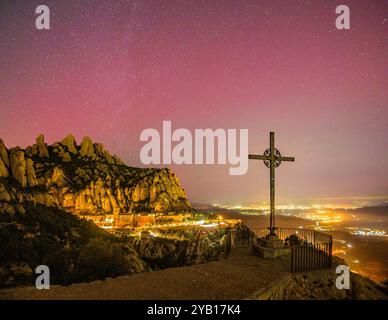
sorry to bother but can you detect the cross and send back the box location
[249,132,295,236]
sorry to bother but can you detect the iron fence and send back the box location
[290,242,332,272]
[249,227,316,244]
[244,227,332,272]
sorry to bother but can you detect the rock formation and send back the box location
[61,134,78,154]
[0,181,10,202]
[127,228,229,269]
[80,136,96,159]
[25,158,38,187]
[10,149,27,188]
[35,134,49,158]
[0,139,9,167]
[0,135,193,215]
[0,158,8,178]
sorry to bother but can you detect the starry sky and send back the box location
[0,0,387,206]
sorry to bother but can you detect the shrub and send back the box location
[73,238,132,282]
[285,234,308,246]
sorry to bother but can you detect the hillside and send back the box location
[0,135,192,215]
[0,203,147,287]
[0,202,229,288]
[1,248,386,300]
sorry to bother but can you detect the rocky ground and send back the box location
[250,257,388,300]
[0,248,290,300]
[1,248,386,300]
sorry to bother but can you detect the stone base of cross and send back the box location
[252,234,290,259]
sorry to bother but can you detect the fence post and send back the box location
[329,236,333,268]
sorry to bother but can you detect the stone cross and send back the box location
[249,132,295,236]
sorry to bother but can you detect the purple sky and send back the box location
[0,0,387,206]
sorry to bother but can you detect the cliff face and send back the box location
[0,135,193,215]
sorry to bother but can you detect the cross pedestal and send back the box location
[249,132,295,259]
[252,235,290,259]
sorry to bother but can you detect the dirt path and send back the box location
[0,248,290,300]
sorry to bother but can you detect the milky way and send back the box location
[0,0,387,205]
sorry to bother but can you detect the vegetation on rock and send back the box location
[126,228,230,269]
[0,203,147,287]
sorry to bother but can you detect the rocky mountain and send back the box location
[0,134,193,215]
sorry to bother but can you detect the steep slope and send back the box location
[249,256,388,300]
[0,203,147,287]
[0,135,193,215]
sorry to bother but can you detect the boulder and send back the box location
[80,136,95,159]
[51,167,65,187]
[10,149,27,188]
[0,202,16,214]
[0,139,9,167]
[61,134,78,154]
[26,158,38,187]
[94,143,114,164]
[62,152,72,162]
[113,155,124,165]
[0,158,9,177]
[0,181,10,201]
[36,134,49,158]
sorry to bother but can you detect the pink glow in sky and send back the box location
[0,0,387,205]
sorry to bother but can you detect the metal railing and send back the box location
[249,227,317,244]
[245,227,332,272]
[291,241,332,272]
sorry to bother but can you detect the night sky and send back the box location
[0,0,387,206]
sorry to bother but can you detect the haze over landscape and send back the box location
[1,0,387,206]
[195,203,388,283]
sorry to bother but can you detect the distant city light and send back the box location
[200,223,218,228]
[345,227,387,237]
[333,249,346,255]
